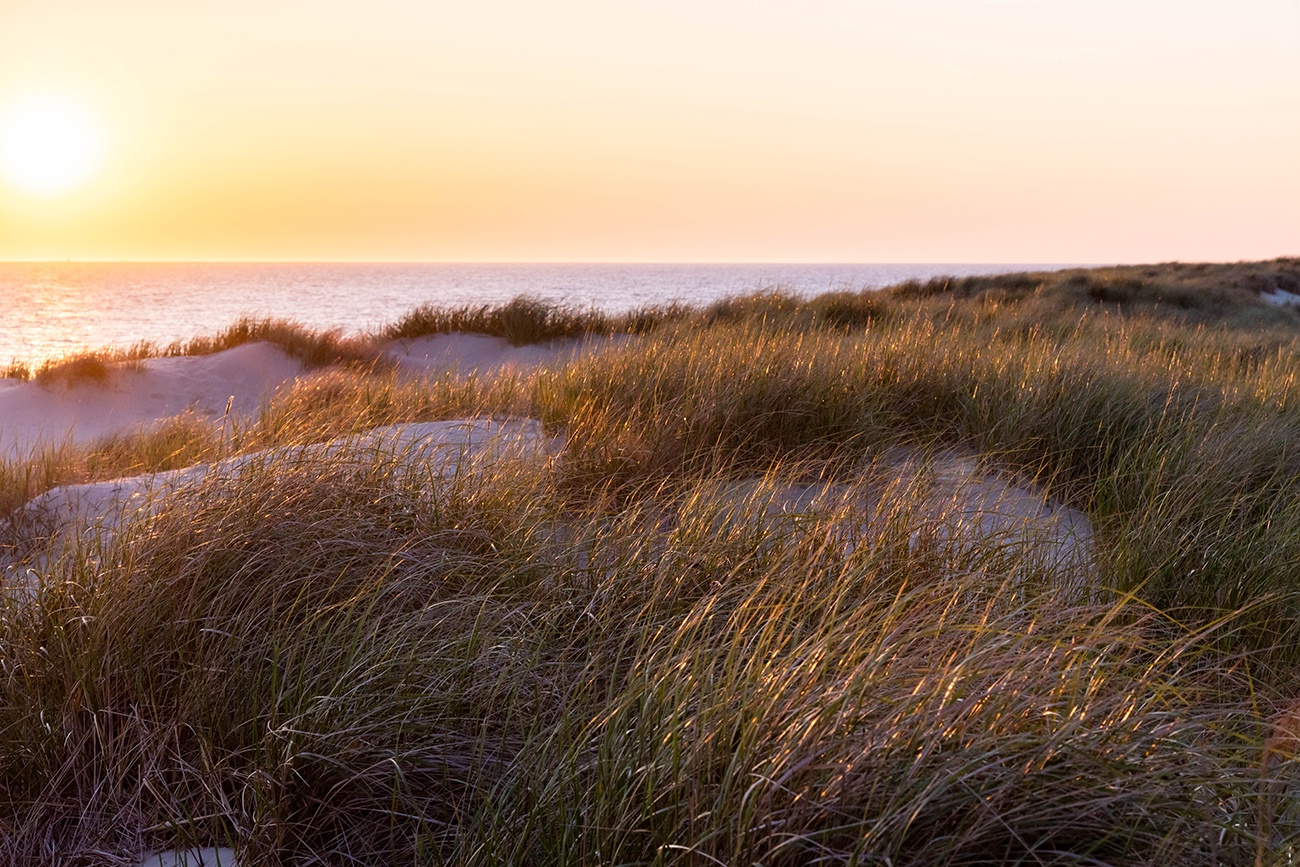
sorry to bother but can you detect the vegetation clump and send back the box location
[887,257,1300,327]
[32,352,119,386]
[4,259,1300,863]
[384,295,623,345]
[166,316,383,370]
[3,317,382,382]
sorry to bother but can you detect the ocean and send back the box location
[0,262,1074,367]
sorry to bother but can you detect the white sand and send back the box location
[385,332,630,377]
[1262,289,1300,307]
[0,342,303,460]
[8,418,555,558]
[697,450,1093,591]
[138,847,238,867]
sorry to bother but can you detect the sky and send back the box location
[0,0,1297,263]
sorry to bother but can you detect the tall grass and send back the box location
[529,312,1300,648]
[887,257,1300,327]
[165,317,384,370]
[0,445,1272,864]
[382,295,683,345]
[3,317,382,382]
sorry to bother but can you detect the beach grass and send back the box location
[2,317,384,383]
[4,258,1300,863]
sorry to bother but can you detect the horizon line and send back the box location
[0,258,1121,267]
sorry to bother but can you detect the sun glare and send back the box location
[0,95,104,199]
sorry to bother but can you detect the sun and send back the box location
[0,95,105,199]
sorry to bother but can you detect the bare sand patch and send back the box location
[5,418,556,561]
[384,332,631,377]
[137,847,239,867]
[690,449,1093,593]
[0,342,303,460]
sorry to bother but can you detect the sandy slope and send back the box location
[385,332,630,376]
[699,452,1094,590]
[0,342,304,460]
[13,418,555,545]
[0,334,621,462]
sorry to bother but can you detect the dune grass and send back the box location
[0,444,1269,865]
[4,260,1300,863]
[2,317,382,382]
[164,317,384,370]
[887,258,1300,326]
[380,295,690,346]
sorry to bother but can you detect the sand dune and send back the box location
[5,415,1090,605]
[2,335,1093,594]
[0,334,626,463]
[385,332,630,377]
[0,342,304,460]
[689,450,1093,590]
[12,418,554,546]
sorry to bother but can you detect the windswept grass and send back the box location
[382,294,700,345]
[165,317,383,370]
[382,296,643,345]
[2,348,150,385]
[0,446,1272,864]
[32,353,123,386]
[5,260,1300,863]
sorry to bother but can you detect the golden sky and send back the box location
[1,0,1297,262]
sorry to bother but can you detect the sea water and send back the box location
[0,262,1073,366]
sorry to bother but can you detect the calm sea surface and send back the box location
[0,262,1076,366]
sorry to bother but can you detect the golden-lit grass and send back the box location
[3,317,384,382]
[0,447,1267,864]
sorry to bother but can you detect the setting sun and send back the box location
[0,94,104,199]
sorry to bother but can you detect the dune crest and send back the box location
[0,342,304,460]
